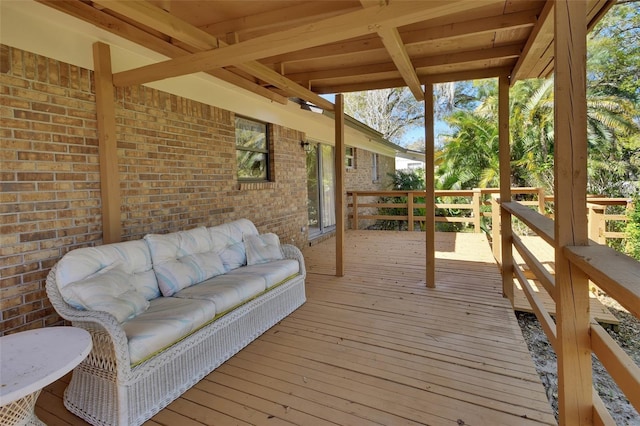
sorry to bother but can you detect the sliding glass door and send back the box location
[307,143,335,238]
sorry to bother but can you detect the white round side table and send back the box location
[0,327,92,426]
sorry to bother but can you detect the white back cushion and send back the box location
[55,240,160,301]
[145,227,225,296]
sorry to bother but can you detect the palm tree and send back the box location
[436,110,499,189]
[437,78,639,195]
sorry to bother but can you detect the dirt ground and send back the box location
[517,291,640,425]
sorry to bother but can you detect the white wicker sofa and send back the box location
[45,219,306,426]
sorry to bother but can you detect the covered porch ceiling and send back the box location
[38,0,612,110]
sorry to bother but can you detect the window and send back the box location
[345,147,355,169]
[235,116,269,181]
[372,153,379,182]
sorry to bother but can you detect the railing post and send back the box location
[491,194,502,265]
[352,192,359,231]
[472,188,481,233]
[537,187,546,214]
[588,204,606,244]
[408,192,414,232]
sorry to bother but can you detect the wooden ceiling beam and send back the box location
[312,65,511,94]
[511,0,554,83]
[112,0,504,88]
[359,0,423,101]
[200,2,361,42]
[378,28,423,100]
[420,66,512,84]
[36,0,289,105]
[91,0,334,111]
[286,44,521,82]
[402,9,538,44]
[262,9,536,65]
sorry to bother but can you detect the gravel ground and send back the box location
[517,291,640,425]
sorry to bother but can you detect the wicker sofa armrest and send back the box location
[45,264,133,377]
[281,244,306,278]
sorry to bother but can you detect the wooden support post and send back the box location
[425,84,435,288]
[498,74,513,303]
[408,193,414,232]
[472,188,481,233]
[93,42,122,244]
[352,192,359,231]
[554,0,592,423]
[335,94,345,277]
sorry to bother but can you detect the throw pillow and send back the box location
[244,233,284,265]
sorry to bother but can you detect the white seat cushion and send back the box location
[124,297,216,365]
[231,259,300,289]
[173,273,267,314]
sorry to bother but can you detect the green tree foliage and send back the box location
[376,169,425,230]
[588,2,640,101]
[436,109,499,189]
[625,196,640,260]
[434,2,639,197]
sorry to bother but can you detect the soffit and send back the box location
[36,0,613,110]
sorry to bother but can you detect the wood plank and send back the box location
[112,1,504,87]
[38,0,289,105]
[564,245,640,319]
[92,0,333,111]
[554,1,592,423]
[376,27,424,101]
[511,0,554,82]
[503,201,555,244]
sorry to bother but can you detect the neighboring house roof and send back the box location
[396,150,426,163]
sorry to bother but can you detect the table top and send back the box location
[0,327,92,405]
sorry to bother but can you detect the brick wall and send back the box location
[0,45,308,334]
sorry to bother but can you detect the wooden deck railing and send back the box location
[348,188,632,248]
[544,196,633,244]
[500,200,640,424]
[347,187,545,232]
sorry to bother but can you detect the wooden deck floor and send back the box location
[35,231,556,425]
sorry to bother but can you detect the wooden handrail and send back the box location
[563,245,640,319]
[501,201,555,245]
